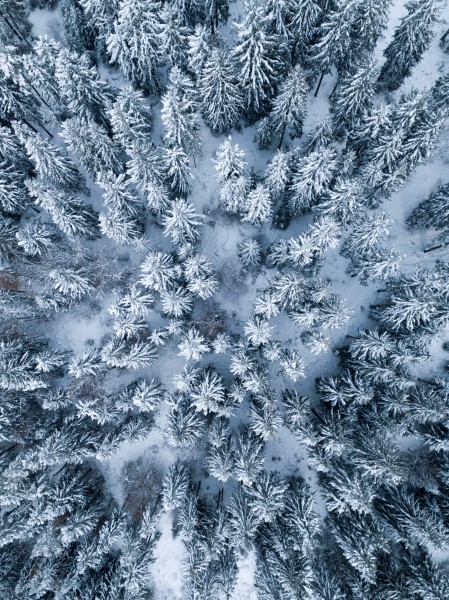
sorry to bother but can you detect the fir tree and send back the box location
[265,64,308,147]
[289,147,337,215]
[162,460,190,511]
[107,0,161,93]
[27,180,99,240]
[187,24,211,78]
[227,487,262,552]
[162,198,202,245]
[159,5,189,68]
[60,117,123,176]
[20,130,86,192]
[190,368,226,414]
[140,251,180,292]
[330,59,376,138]
[265,149,290,198]
[163,145,193,196]
[377,0,442,91]
[232,427,265,485]
[242,183,272,226]
[287,0,322,62]
[239,238,262,267]
[307,0,361,94]
[214,137,246,183]
[200,45,242,135]
[98,208,143,245]
[232,0,284,118]
[161,67,201,153]
[178,328,209,362]
[166,393,205,448]
[109,86,153,149]
[79,0,120,52]
[55,49,114,126]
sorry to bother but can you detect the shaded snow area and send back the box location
[2,0,449,598]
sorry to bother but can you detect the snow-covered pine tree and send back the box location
[16,221,57,257]
[264,64,308,148]
[315,178,362,225]
[140,251,180,292]
[239,238,262,267]
[107,0,161,93]
[159,4,189,68]
[244,316,273,347]
[227,487,262,552]
[199,45,242,135]
[60,117,123,176]
[307,0,361,94]
[162,460,190,511]
[208,437,234,482]
[248,471,287,523]
[161,67,201,153]
[21,36,64,112]
[27,180,99,239]
[342,212,391,258]
[348,246,402,285]
[190,368,225,414]
[49,267,94,300]
[408,182,449,232]
[377,0,442,91]
[288,147,338,215]
[101,337,158,369]
[187,24,211,78]
[287,0,322,63]
[178,327,209,362]
[349,0,392,57]
[99,207,143,245]
[0,165,30,215]
[55,49,114,126]
[232,427,265,485]
[264,149,290,199]
[232,0,284,119]
[166,392,205,448]
[330,58,376,139]
[79,0,120,53]
[162,198,202,245]
[109,86,153,149]
[214,137,246,184]
[20,130,86,192]
[162,145,193,196]
[249,394,283,441]
[242,183,272,226]
[96,171,142,217]
[183,253,218,299]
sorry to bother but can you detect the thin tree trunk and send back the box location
[424,244,443,253]
[150,494,162,519]
[20,72,54,113]
[311,407,325,425]
[314,72,325,97]
[22,118,39,135]
[278,124,287,149]
[441,27,449,44]
[0,443,18,457]
[329,80,339,99]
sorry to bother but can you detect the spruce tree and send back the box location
[199,45,242,135]
[107,0,161,93]
[232,0,284,118]
[330,59,376,138]
[265,64,308,148]
[377,0,442,92]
